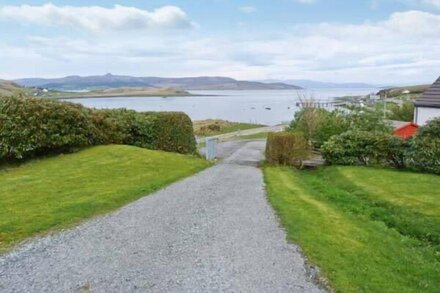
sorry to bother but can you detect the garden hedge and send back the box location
[0,96,196,161]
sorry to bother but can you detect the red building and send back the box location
[393,122,419,139]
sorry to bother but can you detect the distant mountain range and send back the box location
[14,74,301,91]
[259,79,379,89]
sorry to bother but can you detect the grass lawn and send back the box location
[264,165,440,293]
[193,119,264,136]
[0,145,210,254]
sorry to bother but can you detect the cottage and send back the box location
[414,77,440,125]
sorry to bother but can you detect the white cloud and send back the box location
[0,3,194,32]
[0,9,439,84]
[238,6,257,13]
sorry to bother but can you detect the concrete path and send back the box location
[0,141,324,293]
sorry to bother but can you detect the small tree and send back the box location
[388,101,415,121]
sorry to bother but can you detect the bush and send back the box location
[322,130,409,167]
[0,96,98,160]
[406,118,440,174]
[388,101,414,121]
[345,106,392,133]
[266,132,311,167]
[147,112,196,154]
[0,96,196,161]
[375,134,410,168]
[289,107,392,148]
[322,131,378,166]
[289,108,348,147]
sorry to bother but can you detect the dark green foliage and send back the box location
[322,131,378,166]
[388,101,414,121]
[374,134,410,168]
[0,96,98,159]
[0,96,196,161]
[322,130,409,168]
[147,112,196,154]
[265,132,310,167]
[407,118,440,174]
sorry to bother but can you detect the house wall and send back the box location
[415,106,440,125]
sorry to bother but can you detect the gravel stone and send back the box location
[0,140,325,293]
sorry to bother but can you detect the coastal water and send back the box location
[67,89,377,125]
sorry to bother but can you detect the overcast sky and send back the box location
[0,0,439,84]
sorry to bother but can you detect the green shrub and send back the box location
[375,134,410,168]
[0,96,196,161]
[289,107,392,148]
[388,101,414,121]
[407,118,440,174]
[147,112,196,154]
[289,108,348,147]
[266,132,311,167]
[322,131,377,166]
[0,96,98,160]
[345,106,392,133]
[322,130,411,168]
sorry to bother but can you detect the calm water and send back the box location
[67,89,377,125]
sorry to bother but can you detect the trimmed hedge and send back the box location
[146,112,196,154]
[0,96,98,159]
[266,132,311,168]
[0,96,196,161]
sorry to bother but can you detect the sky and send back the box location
[0,0,439,84]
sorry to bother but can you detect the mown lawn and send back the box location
[263,165,440,293]
[0,145,210,254]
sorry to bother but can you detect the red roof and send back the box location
[393,122,418,139]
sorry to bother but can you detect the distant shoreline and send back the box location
[57,93,209,99]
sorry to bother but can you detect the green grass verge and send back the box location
[263,165,440,293]
[193,119,264,136]
[0,145,210,254]
[234,131,269,140]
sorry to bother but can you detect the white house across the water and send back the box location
[414,77,440,125]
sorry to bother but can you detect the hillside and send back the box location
[260,79,378,89]
[377,84,429,98]
[0,80,26,96]
[15,74,301,91]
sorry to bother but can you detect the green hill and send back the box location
[0,80,26,96]
[377,84,429,99]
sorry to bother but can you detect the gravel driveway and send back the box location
[0,140,324,293]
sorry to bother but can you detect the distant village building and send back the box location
[414,77,440,125]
